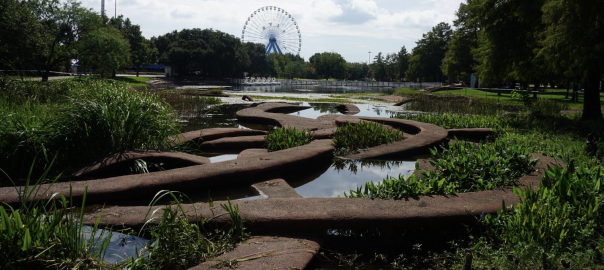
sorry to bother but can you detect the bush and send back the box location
[527,98,569,118]
[55,80,179,168]
[473,159,604,268]
[265,126,314,151]
[347,139,537,198]
[394,113,508,129]
[333,121,403,156]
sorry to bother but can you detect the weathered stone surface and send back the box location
[237,149,269,159]
[175,128,267,146]
[251,179,302,198]
[188,234,321,270]
[447,128,494,139]
[199,135,266,150]
[72,150,210,178]
[237,103,337,131]
[334,104,360,115]
[82,155,559,230]
[341,116,448,159]
[0,139,334,205]
[242,95,254,101]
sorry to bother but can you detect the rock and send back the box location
[242,95,254,101]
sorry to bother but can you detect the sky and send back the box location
[77,0,464,63]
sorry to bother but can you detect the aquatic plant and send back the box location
[347,138,537,198]
[332,121,403,156]
[265,126,314,151]
[124,191,246,269]
[0,163,113,268]
[394,113,509,129]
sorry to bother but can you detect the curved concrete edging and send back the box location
[72,150,211,178]
[82,155,559,231]
[0,139,334,205]
[175,128,267,146]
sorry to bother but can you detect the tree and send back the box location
[541,0,604,120]
[347,62,369,81]
[0,0,40,72]
[397,46,409,81]
[284,61,307,79]
[309,52,347,80]
[372,52,387,81]
[107,16,157,77]
[23,0,101,81]
[406,22,452,82]
[244,42,269,76]
[77,27,130,77]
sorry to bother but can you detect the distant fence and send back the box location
[229,78,443,88]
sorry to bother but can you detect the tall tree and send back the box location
[406,22,452,82]
[309,52,347,80]
[372,52,387,81]
[397,46,409,81]
[541,0,604,120]
[77,27,130,77]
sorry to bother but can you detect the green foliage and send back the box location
[406,22,452,82]
[265,126,314,152]
[56,80,179,166]
[476,159,604,268]
[347,139,537,198]
[0,164,112,269]
[527,98,570,118]
[309,52,347,80]
[0,79,180,179]
[395,113,508,129]
[124,191,246,269]
[332,121,403,156]
[402,93,504,115]
[78,27,131,77]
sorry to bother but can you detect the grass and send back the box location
[265,126,314,151]
[0,164,114,269]
[0,78,180,180]
[395,113,509,129]
[124,191,246,269]
[112,76,152,86]
[332,121,403,156]
[346,138,537,198]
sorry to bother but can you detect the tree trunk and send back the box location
[136,66,140,77]
[41,70,50,82]
[112,70,116,79]
[572,82,579,102]
[582,69,602,120]
[565,82,570,99]
[533,80,540,99]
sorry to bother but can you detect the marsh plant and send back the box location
[347,139,537,198]
[0,79,180,179]
[332,121,403,156]
[467,159,604,268]
[265,126,314,151]
[124,191,246,270]
[159,91,221,118]
[0,165,113,269]
[395,113,509,130]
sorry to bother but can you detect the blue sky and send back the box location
[77,0,464,63]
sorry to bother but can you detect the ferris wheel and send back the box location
[242,6,301,55]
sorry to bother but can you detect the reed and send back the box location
[265,126,314,151]
[332,121,403,156]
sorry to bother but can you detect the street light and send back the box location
[368,51,371,64]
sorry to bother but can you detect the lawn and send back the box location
[113,76,152,86]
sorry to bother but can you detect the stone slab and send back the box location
[251,179,302,198]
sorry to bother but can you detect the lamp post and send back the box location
[368,51,371,65]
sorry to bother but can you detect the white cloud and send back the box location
[74,0,463,62]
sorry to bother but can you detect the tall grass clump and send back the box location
[527,98,570,118]
[332,121,403,156]
[347,139,537,198]
[56,80,179,168]
[124,191,246,269]
[160,91,221,118]
[0,164,113,268]
[265,126,314,151]
[467,159,604,268]
[394,113,509,129]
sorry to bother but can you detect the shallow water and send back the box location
[287,159,416,198]
[291,102,404,119]
[83,226,148,265]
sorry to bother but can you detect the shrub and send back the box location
[333,121,403,156]
[394,113,508,129]
[527,98,569,118]
[265,126,314,151]
[124,192,246,269]
[473,159,604,268]
[347,139,537,198]
[55,80,179,169]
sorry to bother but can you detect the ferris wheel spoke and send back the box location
[242,6,301,55]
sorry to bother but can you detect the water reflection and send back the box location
[83,226,148,265]
[290,103,405,119]
[288,159,416,198]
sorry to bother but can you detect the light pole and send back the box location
[368,51,371,65]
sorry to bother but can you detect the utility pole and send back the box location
[101,0,105,17]
[114,0,116,18]
[368,51,371,65]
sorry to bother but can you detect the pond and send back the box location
[181,84,400,94]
